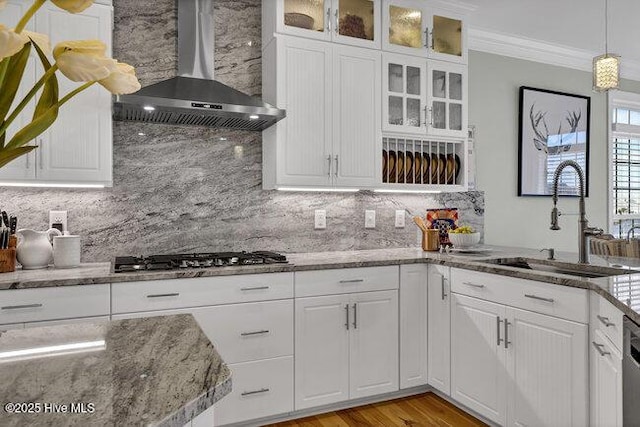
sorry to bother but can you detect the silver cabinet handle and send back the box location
[146,293,179,298]
[326,7,331,32]
[334,9,339,34]
[327,155,332,177]
[441,274,447,300]
[424,27,429,48]
[334,155,338,177]
[339,278,364,284]
[428,107,434,126]
[496,316,503,346]
[352,303,357,329]
[504,319,512,349]
[423,106,428,129]
[240,286,269,291]
[592,341,611,357]
[463,281,485,289]
[241,388,269,397]
[597,315,615,327]
[345,304,349,330]
[1,303,43,310]
[524,294,554,303]
[240,330,269,337]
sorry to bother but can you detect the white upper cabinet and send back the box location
[382,0,467,63]
[383,53,427,135]
[427,60,467,138]
[267,0,381,49]
[0,1,113,186]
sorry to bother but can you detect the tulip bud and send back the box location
[98,62,141,95]
[51,0,94,14]
[0,25,29,60]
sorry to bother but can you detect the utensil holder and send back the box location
[422,229,440,251]
[0,248,16,273]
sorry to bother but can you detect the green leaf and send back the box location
[0,44,32,122]
[31,39,58,122]
[0,146,36,169]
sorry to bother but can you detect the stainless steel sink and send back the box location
[479,257,628,278]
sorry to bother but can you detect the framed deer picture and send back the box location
[518,86,591,197]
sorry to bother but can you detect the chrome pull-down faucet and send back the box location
[550,160,603,264]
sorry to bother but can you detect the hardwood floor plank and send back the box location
[266,393,486,427]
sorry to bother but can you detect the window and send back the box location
[610,93,640,238]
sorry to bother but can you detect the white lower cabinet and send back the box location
[590,327,623,427]
[451,294,507,424]
[451,292,588,427]
[214,356,294,426]
[427,264,451,395]
[400,264,428,389]
[295,290,398,410]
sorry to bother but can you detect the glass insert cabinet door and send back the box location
[382,0,466,63]
[280,0,381,48]
[427,61,466,137]
[382,53,427,135]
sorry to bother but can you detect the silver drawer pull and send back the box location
[147,293,179,298]
[241,387,270,396]
[592,341,611,357]
[463,281,485,289]
[240,286,270,291]
[240,330,270,337]
[524,294,554,303]
[597,315,615,327]
[339,279,364,284]
[1,303,43,310]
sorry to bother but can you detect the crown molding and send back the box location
[468,27,640,83]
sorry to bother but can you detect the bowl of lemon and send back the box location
[448,225,480,248]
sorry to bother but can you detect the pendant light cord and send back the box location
[605,0,609,54]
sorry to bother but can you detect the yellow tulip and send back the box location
[0,25,29,60]
[23,31,51,54]
[53,40,116,82]
[98,62,141,95]
[51,0,94,13]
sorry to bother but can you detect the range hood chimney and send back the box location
[113,0,285,131]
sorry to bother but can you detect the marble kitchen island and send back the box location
[0,314,231,427]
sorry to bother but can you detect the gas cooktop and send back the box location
[114,251,288,273]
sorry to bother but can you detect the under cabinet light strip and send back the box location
[373,189,442,194]
[276,187,359,193]
[0,182,105,189]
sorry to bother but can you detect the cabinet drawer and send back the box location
[0,285,110,325]
[197,300,293,364]
[295,266,399,297]
[111,273,293,314]
[214,356,294,426]
[591,294,624,351]
[451,269,588,323]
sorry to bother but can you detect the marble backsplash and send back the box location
[0,0,484,262]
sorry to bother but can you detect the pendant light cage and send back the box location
[593,0,620,91]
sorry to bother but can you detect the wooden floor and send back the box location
[265,393,487,427]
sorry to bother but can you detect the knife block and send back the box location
[0,248,16,273]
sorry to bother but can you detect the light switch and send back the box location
[365,210,376,229]
[395,210,405,228]
[314,210,326,229]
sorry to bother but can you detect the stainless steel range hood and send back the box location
[113,0,285,131]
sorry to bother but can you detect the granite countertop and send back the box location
[0,314,231,427]
[1,246,640,324]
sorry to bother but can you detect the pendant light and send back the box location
[593,0,620,91]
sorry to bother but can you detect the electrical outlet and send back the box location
[395,210,405,228]
[314,210,326,230]
[49,210,67,232]
[365,210,376,229]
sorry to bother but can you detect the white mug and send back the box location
[53,235,81,268]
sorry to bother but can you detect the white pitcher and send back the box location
[16,228,62,270]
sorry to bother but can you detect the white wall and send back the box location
[469,50,640,254]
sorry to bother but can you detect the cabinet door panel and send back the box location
[427,264,450,394]
[400,264,428,389]
[295,294,350,410]
[278,0,332,41]
[278,37,333,187]
[382,0,429,56]
[451,294,507,425]
[333,45,380,187]
[35,3,112,183]
[382,53,427,135]
[591,330,623,427]
[332,0,381,49]
[427,60,467,138]
[350,290,399,399]
[506,307,588,427]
